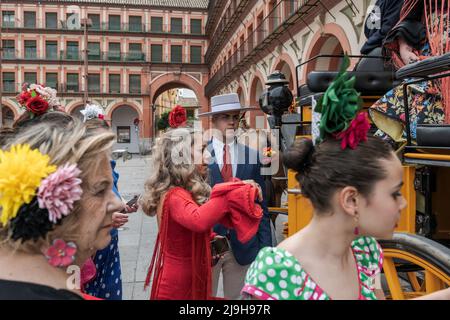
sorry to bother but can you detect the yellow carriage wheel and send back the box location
[379,233,450,300]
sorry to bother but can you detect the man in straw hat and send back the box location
[199,93,272,299]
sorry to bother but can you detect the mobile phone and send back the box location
[126,195,139,207]
[210,237,230,256]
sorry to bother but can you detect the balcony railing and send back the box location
[1,82,146,95]
[1,49,206,64]
[1,20,205,35]
[2,50,148,62]
[206,0,317,95]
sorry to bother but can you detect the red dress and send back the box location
[145,181,263,300]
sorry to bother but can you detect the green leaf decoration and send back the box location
[315,55,363,142]
[30,90,37,98]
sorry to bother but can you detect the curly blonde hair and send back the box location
[140,128,210,216]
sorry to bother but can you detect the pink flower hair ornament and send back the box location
[37,163,83,223]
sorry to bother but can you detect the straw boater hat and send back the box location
[198,93,258,117]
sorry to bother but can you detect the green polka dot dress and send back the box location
[242,236,383,300]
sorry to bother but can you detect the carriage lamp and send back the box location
[258,71,293,128]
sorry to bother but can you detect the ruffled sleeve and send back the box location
[211,181,263,243]
[167,182,262,243]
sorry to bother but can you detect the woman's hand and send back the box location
[399,38,420,65]
[112,212,129,228]
[243,179,263,201]
[124,203,139,213]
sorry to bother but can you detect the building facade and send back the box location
[0,0,209,152]
[1,0,378,150]
[205,0,376,126]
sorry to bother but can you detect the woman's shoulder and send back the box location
[0,279,84,300]
[165,187,193,202]
[243,247,305,300]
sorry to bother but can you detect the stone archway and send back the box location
[302,23,351,84]
[236,85,246,107]
[272,54,296,93]
[248,71,266,128]
[150,72,208,129]
[1,103,18,127]
[110,104,140,153]
[68,103,86,122]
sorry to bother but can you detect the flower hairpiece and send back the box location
[80,103,105,122]
[16,83,63,117]
[315,55,370,149]
[0,144,83,242]
[169,105,187,128]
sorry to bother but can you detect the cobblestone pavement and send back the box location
[114,155,287,300]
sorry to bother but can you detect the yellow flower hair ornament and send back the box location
[0,144,83,243]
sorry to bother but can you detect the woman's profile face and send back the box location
[358,154,407,239]
[75,152,124,253]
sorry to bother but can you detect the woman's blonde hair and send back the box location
[141,128,210,216]
[0,118,115,253]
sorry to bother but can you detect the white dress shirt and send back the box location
[212,137,238,177]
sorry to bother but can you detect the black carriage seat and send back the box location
[397,53,450,148]
[306,70,398,96]
[298,51,400,106]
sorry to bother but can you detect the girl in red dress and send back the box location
[141,125,264,300]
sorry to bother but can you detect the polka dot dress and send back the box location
[84,230,122,300]
[242,236,383,300]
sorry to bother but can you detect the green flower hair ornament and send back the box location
[315,55,364,144]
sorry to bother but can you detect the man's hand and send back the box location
[243,179,263,201]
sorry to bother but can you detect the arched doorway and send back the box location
[274,60,294,91]
[307,34,344,74]
[150,73,208,131]
[1,105,16,127]
[236,86,246,106]
[248,73,265,128]
[69,104,85,122]
[302,24,351,82]
[111,105,140,153]
[152,86,199,136]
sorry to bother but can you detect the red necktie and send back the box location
[221,144,233,182]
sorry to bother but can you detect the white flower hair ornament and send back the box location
[80,103,105,122]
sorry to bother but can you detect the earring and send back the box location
[353,213,359,236]
[44,239,77,268]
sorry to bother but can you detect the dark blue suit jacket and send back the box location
[207,141,272,266]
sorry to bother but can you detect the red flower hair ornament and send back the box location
[16,83,62,117]
[169,105,187,128]
[334,112,371,150]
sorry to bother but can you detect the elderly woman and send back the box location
[0,119,123,299]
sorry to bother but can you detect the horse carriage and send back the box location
[258,52,450,299]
